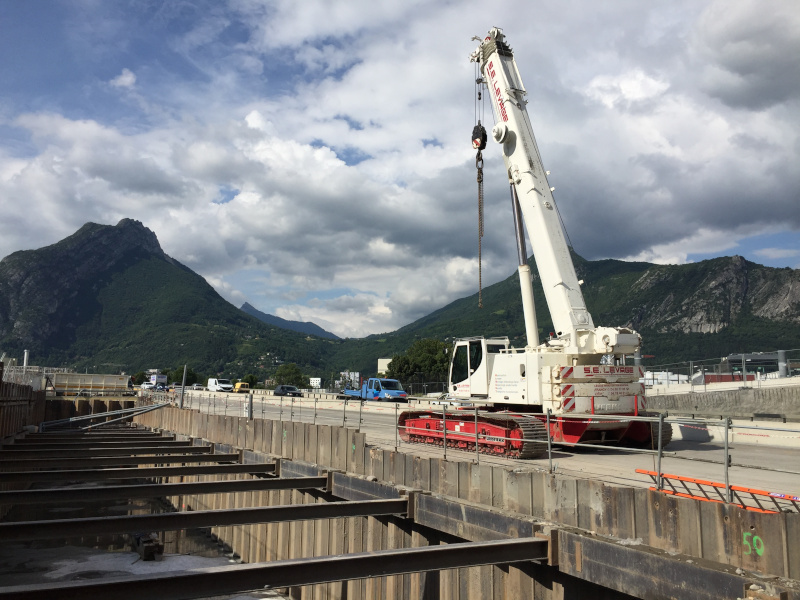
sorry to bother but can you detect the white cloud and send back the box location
[585,70,669,108]
[622,227,754,265]
[110,68,136,88]
[0,0,798,338]
[754,248,800,260]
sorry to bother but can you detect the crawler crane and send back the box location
[399,28,672,458]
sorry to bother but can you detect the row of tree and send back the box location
[128,338,448,391]
[385,338,450,383]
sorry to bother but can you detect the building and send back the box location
[377,358,392,376]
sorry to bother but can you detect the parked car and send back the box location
[234,382,250,394]
[273,385,302,397]
[140,381,156,390]
[190,383,205,390]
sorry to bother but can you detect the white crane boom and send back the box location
[471,28,639,356]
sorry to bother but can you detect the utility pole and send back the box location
[179,365,188,409]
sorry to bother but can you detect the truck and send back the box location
[343,378,408,402]
[234,382,250,393]
[47,372,133,396]
[398,28,671,458]
[207,378,234,393]
[149,373,168,389]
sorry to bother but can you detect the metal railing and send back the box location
[151,390,800,512]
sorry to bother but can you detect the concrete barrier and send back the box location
[669,418,800,448]
[648,384,800,420]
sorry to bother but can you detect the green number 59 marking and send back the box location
[743,532,764,556]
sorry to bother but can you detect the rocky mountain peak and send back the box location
[0,219,171,349]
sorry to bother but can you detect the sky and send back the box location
[1,1,798,339]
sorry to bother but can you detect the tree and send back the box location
[387,338,450,382]
[243,373,259,388]
[131,371,147,385]
[274,363,309,388]
[167,366,199,386]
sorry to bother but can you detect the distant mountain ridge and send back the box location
[382,251,800,364]
[0,219,797,378]
[240,302,339,340]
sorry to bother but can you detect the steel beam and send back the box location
[16,434,169,442]
[0,475,327,504]
[556,530,797,600]
[0,445,211,459]
[2,439,186,450]
[413,493,539,542]
[0,461,268,483]
[0,537,548,600]
[0,453,239,474]
[330,471,404,501]
[0,498,409,542]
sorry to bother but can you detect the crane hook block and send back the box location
[472,123,487,150]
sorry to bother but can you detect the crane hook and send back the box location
[472,122,487,151]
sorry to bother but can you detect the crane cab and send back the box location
[449,337,510,399]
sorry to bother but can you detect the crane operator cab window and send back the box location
[469,340,483,374]
[452,345,469,384]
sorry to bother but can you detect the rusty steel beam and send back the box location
[0,498,409,542]
[0,460,267,483]
[0,475,327,504]
[0,445,211,459]
[15,434,169,442]
[18,429,164,437]
[0,537,548,600]
[0,453,239,474]
[1,439,187,450]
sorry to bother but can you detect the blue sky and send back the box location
[1,1,798,337]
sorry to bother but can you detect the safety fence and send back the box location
[644,347,800,396]
[635,469,800,514]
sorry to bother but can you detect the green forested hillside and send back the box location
[1,220,797,381]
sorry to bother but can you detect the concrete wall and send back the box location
[648,384,800,418]
[0,390,45,441]
[135,408,800,599]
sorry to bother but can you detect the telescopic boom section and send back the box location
[471,28,594,351]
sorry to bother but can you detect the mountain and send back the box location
[377,251,800,366]
[0,219,797,379]
[240,302,339,340]
[0,219,337,375]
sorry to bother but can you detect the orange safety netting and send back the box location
[635,469,799,514]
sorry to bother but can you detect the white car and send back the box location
[140,381,156,390]
[207,378,234,393]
